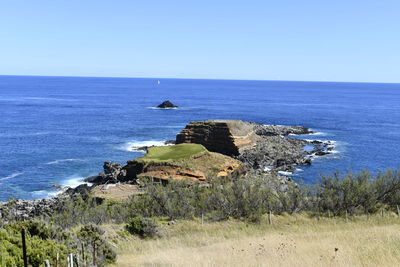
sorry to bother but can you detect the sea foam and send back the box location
[115,140,171,152]
[45,159,85,165]
[0,172,24,181]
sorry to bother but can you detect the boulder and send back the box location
[84,161,128,184]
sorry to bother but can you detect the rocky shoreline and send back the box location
[0,120,335,221]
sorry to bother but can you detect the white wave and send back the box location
[61,175,92,189]
[309,131,327,136]
[46,158,85,165]
[278,171,293,176]
[24,97,77,102]
[31,190,60,199]
[295,168,303,172]
[146,107,179,110]
[0,172,23,181]
[115,140,171,152]
[0,96,76,102]
[31,174,93,199]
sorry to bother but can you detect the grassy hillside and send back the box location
[136,144,207,162]
[128,144,244,181]
[109,214,400,267]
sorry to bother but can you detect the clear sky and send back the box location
[1,0,399,82]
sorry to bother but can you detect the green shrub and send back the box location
[125,217,160,238]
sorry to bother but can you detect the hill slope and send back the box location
[110,214,400,267]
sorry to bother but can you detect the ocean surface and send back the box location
[1,75,400,201]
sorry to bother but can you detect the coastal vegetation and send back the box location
[1,169,400,266]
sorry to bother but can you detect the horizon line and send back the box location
[0,74,399,85]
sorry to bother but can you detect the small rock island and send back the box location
[156,100,178,109]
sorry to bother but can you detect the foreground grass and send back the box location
[137,144,207,162]
[106,213,400,267]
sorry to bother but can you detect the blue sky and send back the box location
[0,0,399,82]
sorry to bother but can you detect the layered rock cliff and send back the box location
[176,120,260,156]
[176,120,331,172]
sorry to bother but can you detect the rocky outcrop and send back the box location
[0,197,66,222]
[124,150,245,183]
[176,120,260,156]
[157,100,178,108]
[85,162,128,184]
[176,120,333,172]
[252,123,313,136]
[83,145,246,185]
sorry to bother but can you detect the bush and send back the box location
[125,217,160,238]
[0,221,71,267]
[78,224,116,265]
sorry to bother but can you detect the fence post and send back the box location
[381,209,384,218]
[75,254,81,267]
[44,259,50,267]
[21,228,28,267]
[81,242,85,266]
[56,253,59,267]
[201,212,204,225]
[397,205,400,217]
[67,254,74,267]
[93,242,96,266]
[268,210,273,225]
[345,210,348,223]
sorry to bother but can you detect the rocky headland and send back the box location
[77,120,334,189]
[176,120,333,172]
[85,143,245,185]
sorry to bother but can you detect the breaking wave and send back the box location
[45,158,85,165]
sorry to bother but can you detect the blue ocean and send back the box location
[1,75,400,201]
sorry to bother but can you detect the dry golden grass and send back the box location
[107,214,400,267]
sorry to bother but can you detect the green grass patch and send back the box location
[137,144,207,162]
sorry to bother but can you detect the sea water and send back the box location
[1,75,400,200]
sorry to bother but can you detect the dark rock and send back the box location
[157,100,178,109]
[164,140,176,145]
[65,184,91,196]
[252,123,313,136]
[315,151,330,156]
[0,197,67,222]
[84,161,129,184]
